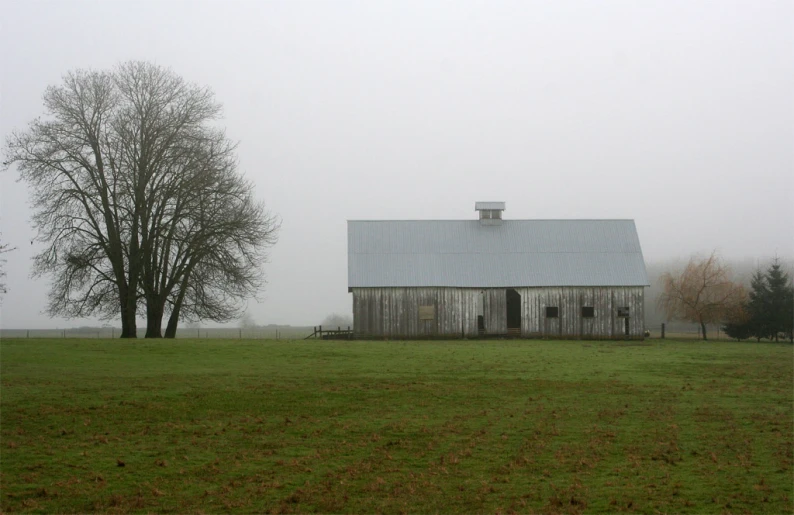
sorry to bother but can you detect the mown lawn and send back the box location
[1,338,791,514]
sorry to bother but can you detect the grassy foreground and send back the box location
[1,339,791,514]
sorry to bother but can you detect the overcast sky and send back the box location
[1,0,792,328]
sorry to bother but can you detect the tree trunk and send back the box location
[122,302,138,338]
[144,292,165,338]
[165,263,196,338]
[165,299,182,338]
[145,305,164,338]
[119,285,138,338]
[164,309,179,338]
[120,304,131,338]
[164,286,187,338]
[121,311,137,338]
[700,320,708,341]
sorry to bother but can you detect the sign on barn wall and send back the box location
[418,305,435,320]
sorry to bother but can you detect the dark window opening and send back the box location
[617,307,630,317]
[624,317,630,336]
[545,306,559,318]
[582,306,594,318]
[506,289,521,331]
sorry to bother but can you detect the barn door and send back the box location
[506,289,521,337]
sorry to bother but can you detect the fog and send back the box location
[1,1,792,329]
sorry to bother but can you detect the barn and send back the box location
[347,202,649,340]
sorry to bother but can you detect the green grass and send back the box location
[1,338,791,514]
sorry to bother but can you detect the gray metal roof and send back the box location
[474,201,506,211]
[348,219,649,288]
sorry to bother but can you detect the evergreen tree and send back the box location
[722,303,752,341]
[723,319,753,341]
[765,259,793,343]
[747,269,771,341]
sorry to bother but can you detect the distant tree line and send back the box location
[321,313,353,328]
[3,62,279,338]
[657,252,793,342]
[722,260,793,343]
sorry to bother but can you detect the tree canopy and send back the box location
[657,252,746,340]
[3,61,279,337]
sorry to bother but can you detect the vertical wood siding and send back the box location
[483,289,507,335]
[352,286,645,339]
[517,286,644,339]
[352,287,480,339]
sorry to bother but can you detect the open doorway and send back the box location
[506,288,521,337]
[618,306,630,337]
[477,290,486,336]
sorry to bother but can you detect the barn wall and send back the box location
[518,286,645,339]
[352,286,645,339]
[352,287,480,339]
[483,288,507,335]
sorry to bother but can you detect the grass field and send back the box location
[1,338,791,514]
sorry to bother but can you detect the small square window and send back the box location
[582,306,594,318]
[419,305,435,320]
[617,307,630,317]
[545,306,559,318]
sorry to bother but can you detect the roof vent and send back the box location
[475,201,505,225]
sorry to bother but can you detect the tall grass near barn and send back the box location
[1,339,791,513]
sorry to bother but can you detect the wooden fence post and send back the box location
[661,323,665,339]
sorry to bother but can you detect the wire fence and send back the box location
[646,322,735,341]
[0,326,315,340]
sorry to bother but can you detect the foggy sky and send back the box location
[1,0,792,329]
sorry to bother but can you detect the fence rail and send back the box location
[304,325,354,340]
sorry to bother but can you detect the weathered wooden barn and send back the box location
[348,202,649,340]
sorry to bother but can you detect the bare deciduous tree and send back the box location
[3,62,278,337]
[162,191,280,338]
[3,69,134,331]
[657,252,746,340]
[137,125,279,338]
